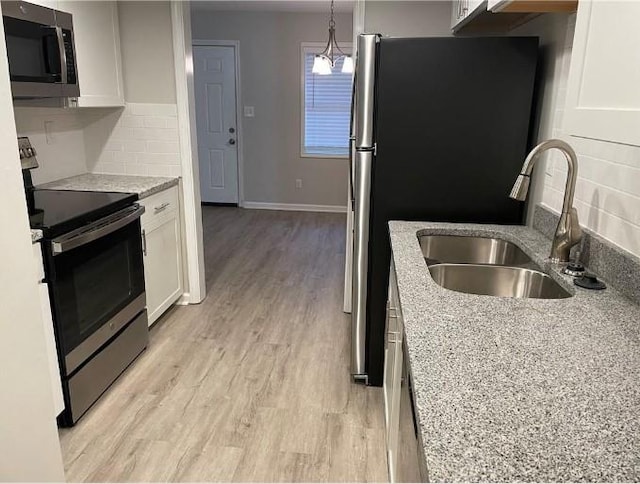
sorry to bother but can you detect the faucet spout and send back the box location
[509,139,582,263]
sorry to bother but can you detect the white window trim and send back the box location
[300,41,353,160]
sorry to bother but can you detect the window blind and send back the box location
[303,51,353,157]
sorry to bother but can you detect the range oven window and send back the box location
[48,219,145,361]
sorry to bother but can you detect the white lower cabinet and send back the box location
[140,186,183,326]
[33,243,65,417]
[384,259,424,482]
[383,262,404,483]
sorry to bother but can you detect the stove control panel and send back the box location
[18,137,39,170]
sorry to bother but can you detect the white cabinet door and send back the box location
[451,0,485,30]
[565,0,640,146]
[141,187,183,326]
[58,1,124,107]
[384,263,405,483]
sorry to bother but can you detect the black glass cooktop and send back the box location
[29,189,138,238]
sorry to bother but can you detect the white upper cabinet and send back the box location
[58,1,125,107]
[565,0,640,146]
[451,0,485,30]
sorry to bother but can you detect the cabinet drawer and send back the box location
[139,185,179,227]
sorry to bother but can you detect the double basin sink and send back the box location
[419,235,572,299]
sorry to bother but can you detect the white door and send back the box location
[194,45,239,204]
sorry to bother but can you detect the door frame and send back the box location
[192,39,245,207]
[170,2,206,304]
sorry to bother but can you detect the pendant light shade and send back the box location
[312,56,332,75]
[341,56,354,74]
[313,0,349,76]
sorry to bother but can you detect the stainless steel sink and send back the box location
[428,263,571,299]
[419,235,532,266]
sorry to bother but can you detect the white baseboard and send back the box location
[243,201,347,213]
[176,293,191,306]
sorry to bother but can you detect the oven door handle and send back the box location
[52,205,145,255]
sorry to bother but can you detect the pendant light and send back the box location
[312,0,353,75]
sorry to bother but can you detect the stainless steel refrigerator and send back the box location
[348,34,539,386]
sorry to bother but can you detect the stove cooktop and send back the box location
[29,189,138,238]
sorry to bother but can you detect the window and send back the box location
[301,44,353,158]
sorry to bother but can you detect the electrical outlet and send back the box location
[295,179,303,189]
[243,106,255,118]
[44,120,55,144]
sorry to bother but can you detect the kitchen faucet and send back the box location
[510,139,582,263]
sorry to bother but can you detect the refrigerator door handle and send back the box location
[354,34,378,150]
[351,149,374,381]
[349,136,356,210]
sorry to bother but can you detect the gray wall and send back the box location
[364,1,453,37]
[191,9,352,207]
[118,1,176,104]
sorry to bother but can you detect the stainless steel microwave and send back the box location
[2,1,79,99]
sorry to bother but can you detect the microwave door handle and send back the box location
[51,206,145,255]
[55,26,67,84]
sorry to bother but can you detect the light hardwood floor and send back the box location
[59,207,388,482]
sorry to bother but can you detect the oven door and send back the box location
[2,2,65,98]
[46,205,146,376]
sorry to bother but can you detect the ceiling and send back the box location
[190,0,355,13]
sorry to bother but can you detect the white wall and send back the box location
[118,1,176,104]
[190,9,352,208]
[0,6,65,481]
[14,108,88,185]
[514,13,640,257]
[364,0,453,37]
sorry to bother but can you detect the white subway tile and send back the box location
[127,103,177,117]
[124,163,148,176]
[133,127,178,141]
[104,139,124,152]
[113,151,138,163]
[112,126,136,140]
[143,117,168,128]
[121,115,144,128]
[146,164,171,176]
[93,162,125,175]
[166,117,178,129]
[122,140,147,152]
[169,165,182,177]
[136,152,181,165]
[146,140,180,153]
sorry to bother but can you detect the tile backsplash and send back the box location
[13,103,182,185]
[516,13,640,258]
[85,103,182,178]
[14,107,88,185]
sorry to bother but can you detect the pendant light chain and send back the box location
[312,0,353,75]
[329,0,336,30]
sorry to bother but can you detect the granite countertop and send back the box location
[37,173,179,199]
[31,229,42,244]
[389,221,640,482]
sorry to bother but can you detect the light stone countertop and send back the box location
[389,221,640,482]
[37,173,179,199]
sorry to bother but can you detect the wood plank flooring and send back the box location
[59,207,388,482]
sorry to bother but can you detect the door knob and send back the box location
[229,127,235,133]
[229,139,236,145]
